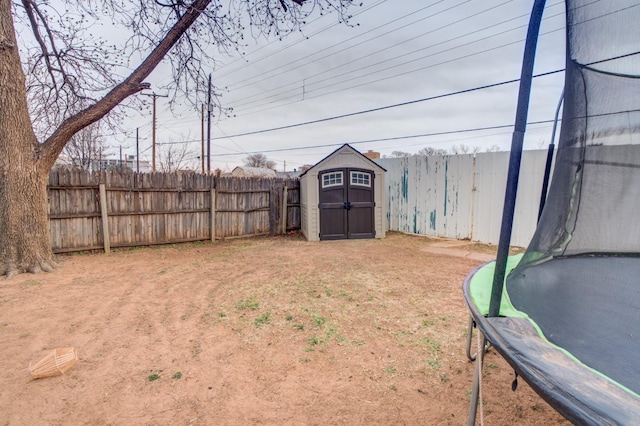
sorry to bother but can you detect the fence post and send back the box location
[268,183,278,234]
[281,185,288,234]
[99,184,111,254]
[210,188,216,242]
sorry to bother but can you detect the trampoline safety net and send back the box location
[465,1,640,424]
[522,0,640,260]
[507,0,640,409]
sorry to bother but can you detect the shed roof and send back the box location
[299,144,386,178]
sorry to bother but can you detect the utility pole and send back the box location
[207,73,212,174]
[141,92,168,172]
[119,145,123,169]
[136,127,140,173]
[201,103,205,174]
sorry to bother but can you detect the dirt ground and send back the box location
[0,232,570,425]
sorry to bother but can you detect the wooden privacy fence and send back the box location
[47,169,300,254]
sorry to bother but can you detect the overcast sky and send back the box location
[118,0,567,172]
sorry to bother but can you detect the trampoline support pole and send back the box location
[468,334,486,426]
[538,89,564,222]
[488,0,547,318]
[538,142,555,222]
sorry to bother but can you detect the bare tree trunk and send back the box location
[0,0,214,277]
[0,1,55,277]
[0,170,54,278]
[37,0,213,169]
[3,0,327,277]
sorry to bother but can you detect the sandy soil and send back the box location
[0,232,569,425]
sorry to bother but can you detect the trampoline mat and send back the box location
[507,256,640,395]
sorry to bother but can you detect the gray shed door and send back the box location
[318,168,375,240]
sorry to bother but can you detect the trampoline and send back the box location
[463,0,640,424]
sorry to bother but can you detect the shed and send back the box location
[231,166,277,178]
[300,144,386,241]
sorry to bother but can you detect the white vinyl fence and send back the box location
[376,150,551,248]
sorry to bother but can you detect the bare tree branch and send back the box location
[21,0,58,99]
[37,0,214,168]
[158,143,195,172]
[0,0,358,275]
[417,147,448,156]
[61,122,108,170]
[10,0,358,167]
[243,153,276,169]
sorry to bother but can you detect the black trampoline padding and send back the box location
[507,256,640,396]
[463,260,640,425]
[463,1,640,423]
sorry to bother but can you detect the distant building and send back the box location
[363,150,381,159]
[54,154,151,173]
[231,166,277,178]
[95,155,151,173]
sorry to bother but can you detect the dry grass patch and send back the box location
[0,232,569,425]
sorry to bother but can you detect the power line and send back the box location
[230,2,633,119]
[126,67,556,155]
[225,1,565,109]
[214,125,249,156]
[137,0,602,129]
[214,0,391,79]
[230,1,621,115]
[224,0,456,90]
[130,2,554,138]
[231,0,534,104]
[211,119,557,157]
[212,69,564,141]
[228,1,508,106]
[235,24,565,114]
[142,69,564,151]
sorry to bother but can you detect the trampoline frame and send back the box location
[464,0,640,423]
[464,260,640,425]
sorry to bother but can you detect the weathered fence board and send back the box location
[377,149,551,247]
[284,183,300,232]
[47,169,301,254]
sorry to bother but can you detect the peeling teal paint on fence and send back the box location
[429,210,436,230]
[401,166,409,200]
[376,151,548,246]
[443,159,449,216]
